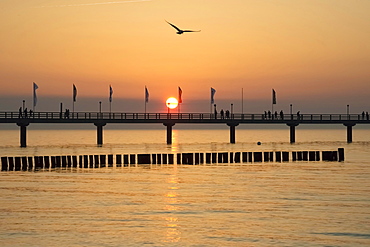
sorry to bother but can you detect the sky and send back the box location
[0,0,369,114]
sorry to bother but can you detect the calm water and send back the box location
[0,127,370,246]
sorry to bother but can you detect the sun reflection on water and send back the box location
[163,166,181,243]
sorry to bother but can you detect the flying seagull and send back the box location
[165,20,200,35]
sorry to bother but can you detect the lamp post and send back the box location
[99,101,102,118]
[347,104,350,120]
[23,100,25,111]
[290,104,292,115]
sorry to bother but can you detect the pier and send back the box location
[1,111,369,147]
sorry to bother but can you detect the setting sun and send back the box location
[166,97,178,109]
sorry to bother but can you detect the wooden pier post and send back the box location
[163,122,175,145]
[94,122,106,146]
[338,148,345,162]
[17,122,29,147]
[168,154,174,164]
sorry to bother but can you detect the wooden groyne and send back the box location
[0,148,344,172]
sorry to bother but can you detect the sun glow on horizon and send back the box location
[166,97,178,109]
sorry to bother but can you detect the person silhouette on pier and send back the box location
[362,111,365,120]
[297,111,300,120]
[280,110,284,120]
[24,108,28,118]
[264,111,267,120]
[220,109,224,119]
[226,110,230,119]
[366,112,369,120]
[268,110,271,119]
[29,109,33,118]
[274,111,278,120]
[214,106,217,119]
[18,107,22,118]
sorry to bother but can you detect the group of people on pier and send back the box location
[361,111,369,120]
[214,108,231,119]
[18,107,33,118]
[264,110,286,120]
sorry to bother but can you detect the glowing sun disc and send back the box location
[166,97,178,109]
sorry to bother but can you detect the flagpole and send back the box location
[241,87,244,116]
[33,84,35,112]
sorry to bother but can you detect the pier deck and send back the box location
[1,111,369,146]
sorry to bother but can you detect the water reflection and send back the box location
[163,165,181,243]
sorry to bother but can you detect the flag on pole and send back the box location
[109,85,113,102]
[211,87,216,104]
[73,84,77,102]
[272,89,276,104]
[33,82,38,107]
[178,87,182,103]
[145,86,149,103]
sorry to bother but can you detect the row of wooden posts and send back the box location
[0,148,344,171]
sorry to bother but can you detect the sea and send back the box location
[0,125,370,247]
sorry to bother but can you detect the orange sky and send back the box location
[0,0,369,113]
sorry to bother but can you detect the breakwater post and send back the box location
[0,148,345,171]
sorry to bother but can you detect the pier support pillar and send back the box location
[163,122,175,145]
[227,122,239,144]
[344,123,356,143]
[17,122,29,148]
[287,123,299,144]
[94,122,106,146]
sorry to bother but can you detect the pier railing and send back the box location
[0,111,369,122]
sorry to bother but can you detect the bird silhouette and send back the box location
[165,20,200,35]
